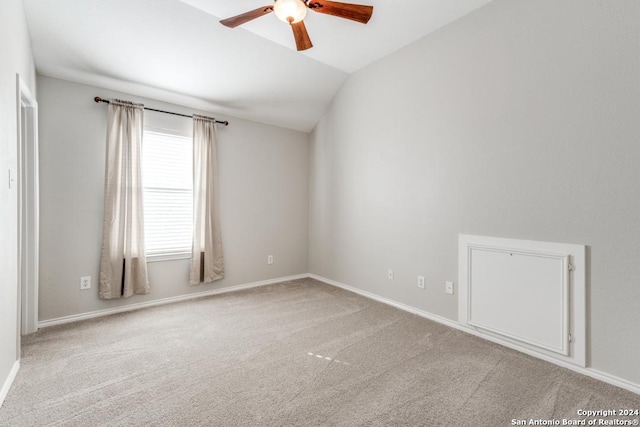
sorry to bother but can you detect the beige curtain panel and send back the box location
[99,99,150,299]
[190,115,224,285]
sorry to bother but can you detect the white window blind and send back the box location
[142,131,193,257]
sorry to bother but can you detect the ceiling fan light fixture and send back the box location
[274,0,307,24]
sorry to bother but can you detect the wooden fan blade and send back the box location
[308,0,373,24]
[220,6,274,28]
[291,21,313,51]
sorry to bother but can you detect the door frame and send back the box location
[16,74,39,337]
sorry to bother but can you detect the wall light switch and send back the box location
[387,269,394,280]
[8,169,16,189]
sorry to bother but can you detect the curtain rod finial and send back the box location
[94,96,103,103]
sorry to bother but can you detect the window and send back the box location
[142,130,193,258]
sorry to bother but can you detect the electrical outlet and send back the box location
[80,276,91,290]
[267,255,274,265]
[417,276,425,289]
[387,269,394,280]
[445,281,454,295]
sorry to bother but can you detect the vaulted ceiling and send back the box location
[24,0,493,131]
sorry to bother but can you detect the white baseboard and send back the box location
[0,360,20,408]
[308,274,640,396]
[39,274,308,328]
[307,274,462,330]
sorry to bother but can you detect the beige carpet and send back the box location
[1,278,638,426]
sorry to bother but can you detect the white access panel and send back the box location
[468,247,569,355]
[458,235,586,367]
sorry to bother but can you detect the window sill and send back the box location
[146,252,191,263]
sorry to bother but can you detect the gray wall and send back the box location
[309,0,640,385]
[38,76,309,321]
[0,0,37,397]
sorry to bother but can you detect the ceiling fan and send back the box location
[220,0,373,51]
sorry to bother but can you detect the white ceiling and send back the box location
[24,0,492,132]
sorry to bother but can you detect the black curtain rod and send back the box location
[94,96,229,126]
